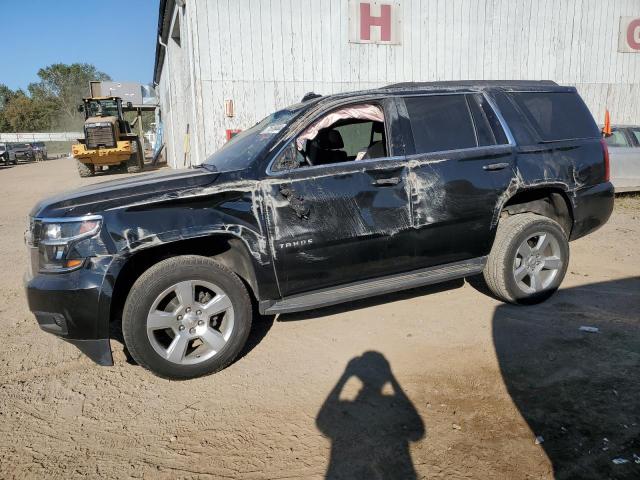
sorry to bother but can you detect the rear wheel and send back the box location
[76,160,95,177]
[483,213,569,304]
[126,139,144,173]
[122,255,252,379]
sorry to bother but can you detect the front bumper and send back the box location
[72,141,132,165]
[24,258,114,366]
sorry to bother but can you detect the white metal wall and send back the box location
[158,0,640,168]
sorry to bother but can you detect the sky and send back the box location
[1,0,160,91]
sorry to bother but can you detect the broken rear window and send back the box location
[510,92,599,142]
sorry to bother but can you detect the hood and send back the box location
[30,167,222,218]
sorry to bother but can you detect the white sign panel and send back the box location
[349,1,401,45]
[619,17,640,53]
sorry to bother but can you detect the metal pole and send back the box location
[137,108,144,160]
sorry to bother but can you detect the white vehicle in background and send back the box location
[603,125,640,192]
[0,143,18,165]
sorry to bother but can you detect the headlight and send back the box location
[30,216,104,272]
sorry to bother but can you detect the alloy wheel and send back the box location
[146,280,234,365]
[513,231,563,294]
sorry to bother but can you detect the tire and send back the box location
[76,160,95,177]
[483,213,569,305]
[122,255,252,379]
[126,139,144,173]
[126,153,142,173]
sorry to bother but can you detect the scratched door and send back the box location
[396,93,516,269]
[264,156,414,297]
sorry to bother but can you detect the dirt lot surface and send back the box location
[0,158,638,479]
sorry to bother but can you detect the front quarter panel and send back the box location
[95,180,280,329]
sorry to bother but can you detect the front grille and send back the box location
[85,125,115,149]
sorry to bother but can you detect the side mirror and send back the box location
[77,104,84,113]
[127,102,133,109]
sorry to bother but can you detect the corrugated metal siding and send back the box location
[160,0,640,167]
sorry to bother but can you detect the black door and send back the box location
[264,101,413,297]
[396,93,517,268]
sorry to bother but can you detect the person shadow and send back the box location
[316,351,425,480]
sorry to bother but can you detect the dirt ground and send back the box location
[0,158,638,480]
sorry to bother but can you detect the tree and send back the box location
[29,63,111,130]
[3,93,57,132]
[0,84,19,131]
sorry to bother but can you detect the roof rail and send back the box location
[385,80,559,89]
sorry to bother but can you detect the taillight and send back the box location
[600,138,610,182]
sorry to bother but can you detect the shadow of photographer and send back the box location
[316,351,425,479]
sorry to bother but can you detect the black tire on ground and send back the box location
[126,139,144,173]
[122,255,252,380]
[76,160,95,177]
[483,213,569,305]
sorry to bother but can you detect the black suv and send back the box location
[25,81,614,379]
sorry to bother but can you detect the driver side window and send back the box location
[271,103,388,172]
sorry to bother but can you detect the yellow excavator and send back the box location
[72,96,144,177]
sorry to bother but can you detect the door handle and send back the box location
[483,162,510,171]
[372,177,401,186]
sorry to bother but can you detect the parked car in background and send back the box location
[0,143,17,165]
[31,142,48,161]
[602,125,640,192]
[11,143,34,162]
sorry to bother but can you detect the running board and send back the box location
[260,256,487,315]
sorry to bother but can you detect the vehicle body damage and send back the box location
[25,81,614,377]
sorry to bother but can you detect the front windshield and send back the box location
[203,107,303,171]
[86,99,119,118]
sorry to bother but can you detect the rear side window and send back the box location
[404,95,477,153]
[511,92,599,142]
[605,129,631,147]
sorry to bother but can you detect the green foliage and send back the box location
[0,63,111,133]
[0,84,20,131]
[3,93,58,131]
[30,63,111,130]
[124,110,156,130]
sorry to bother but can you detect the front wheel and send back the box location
[76,160,95,177]
[126,139,144,173]
[483,213,569,304]
[122,255,252,379]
